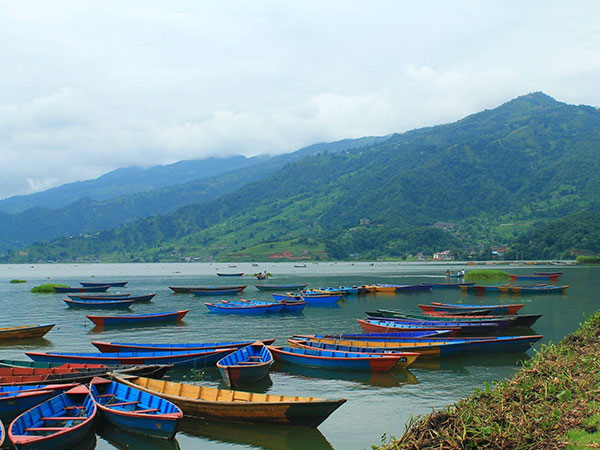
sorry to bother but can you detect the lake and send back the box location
[0,262,596,450]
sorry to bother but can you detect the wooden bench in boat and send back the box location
[25,427,70,431]
[135,408,160,413]
[41,417,87,421]
[237,361,263,365]
[64,406,84,410]
[106,400,140,407]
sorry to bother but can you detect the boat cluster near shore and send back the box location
[0,271,560,448]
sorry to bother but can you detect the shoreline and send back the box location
[377,310,600,449]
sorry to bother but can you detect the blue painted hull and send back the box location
[26,348,236,368]
[217,343,273,387]
[0,385,75,422]
[225,301,285,313]
[91,378,181,439]
[205,303,270,315]
[192,289,242,296]
[92,339,275,353]
[63,299,134,309]
[9,386,96,450]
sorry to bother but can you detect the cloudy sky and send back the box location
[1,1,599,199]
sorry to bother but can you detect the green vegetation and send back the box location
[4,92,600,263]
[9,279,26,283]
[464,270,509,282]
[576,255,600,265]
[30,284,68,293]
[376,310,600,450]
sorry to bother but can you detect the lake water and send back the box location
[0,262,596,450]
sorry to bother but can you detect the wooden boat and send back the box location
[418,302,525,316]
[26,348,236,368]
[367,309,517,327]
[0,383,79,422]
[278,299,306,313]
[304,335,543,358]
[112,374,346,427]
[372,284,400,293]
[268,346,403,372]
[80,281,128,287]
[216,342,273,387]
[53,285,110,293]
[90,377,182,439]
[509,285,568,294]
[509,274,560,281]
[91,339,276,353]
[422,312,542,327]
[63,298,134,309]
[216,273,244,277]
[169,285,246,294]
[357,318,502,336]
[254,284,308,292]
[204,302,271,315]
[294,330,456,341]
[192,288,244,296]
[0,324,55,340]
[534,271,563,276]
[459,284,510,293]
[287,339,420,369]
[69,293,156,302]
[87,310,189,327]
[9,385,97,450]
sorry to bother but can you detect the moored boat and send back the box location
[225,300,284,313]
[63,298,134,309]
[53,285,111,293]
[80,281,128,287]
[9,384,97,450]
[192,288,243,296]
[26,348,236,368]
[509,285,568,294]
[112,374,346,427]
[216,342,273,387]
[418,302,525,316]
[0,324,55,340]
[0,383,79,422]
[287,339,420,369]
[216,273,244,277]
[357,318,502,336]
[534,271,563,276]
[267,346,404,372]
[278,299,306,312]
[169,285,246,294]
[509,273,561,281]
[90,377,182,439]
[91,339,276,353]
[69,293,156,302]
[428,282,475,288]
[87,310,189,327]
[205,302,271,315]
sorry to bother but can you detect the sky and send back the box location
[1,1,599,199]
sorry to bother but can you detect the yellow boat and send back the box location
[303,337,445,358]
[111,375,346,427]
[0,323,55,340]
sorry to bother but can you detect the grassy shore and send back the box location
[376,311,600,449]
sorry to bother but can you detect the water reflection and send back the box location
[412,352,531,372]
[272,361,418,388]
[97,424,181,450]
[178,418,334,450]
[89,322,189,334]
[0,337,52,349]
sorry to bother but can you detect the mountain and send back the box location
[0,136,390,252]
[4,92,600,262]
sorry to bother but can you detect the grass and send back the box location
[30,283,68,293]
[376,310,600,450]
[464,269,509,282]
[9,279,26,283]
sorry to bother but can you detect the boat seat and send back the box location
[64,406,84,410]
[135,408,160,413]
[106,400,140,407]
[248,356,262,359]
[25,427,69,431]
[236,361,262,365]
[97,393,115,398]
[42,417,87,421]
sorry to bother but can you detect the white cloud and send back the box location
[0,0,599,198]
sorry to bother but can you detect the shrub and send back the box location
[30,284,68,293]
[464,269,510,282]
[10,279,26,283]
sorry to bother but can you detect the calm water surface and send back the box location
[0,262,597,450]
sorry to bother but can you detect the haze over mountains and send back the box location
[2,92,600,262]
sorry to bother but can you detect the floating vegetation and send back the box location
[30,283,68,293]
[464,269,509,282]
[10,279,26,283]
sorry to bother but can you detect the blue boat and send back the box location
[204,302,271,315]
[53,285,111,293]
[192,288,243,296]
[272,293,341,305]
[90,377,182,439]
[92,339,276,353]
[254,284,308,291]
[63,298,135,309]
[278,299,306,313]
[267,346,403,372]
[339,286,359,294]
[217,342,273,387]
[225,300,284,313]
[80,281,128,287]
[25,348,236,368]
[358,318,503,336]
[69,293,156,302]
[0,383,79,423]
[293,329,455,340]
[9,384,97,450]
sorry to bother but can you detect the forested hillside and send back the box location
[4,92,600,262]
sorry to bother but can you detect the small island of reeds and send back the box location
[10,279,27,283]
[30,283,68,293]
[464,269,509,282]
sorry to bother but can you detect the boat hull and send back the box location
[0,324,55,340]
[217,343,273,387]
[63,299,134,309]
[112,375,346,427]
[87,310,189,326]
[254,284,308,291]
[91,339,276,353]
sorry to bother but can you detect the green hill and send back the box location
[5,92,600,262]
